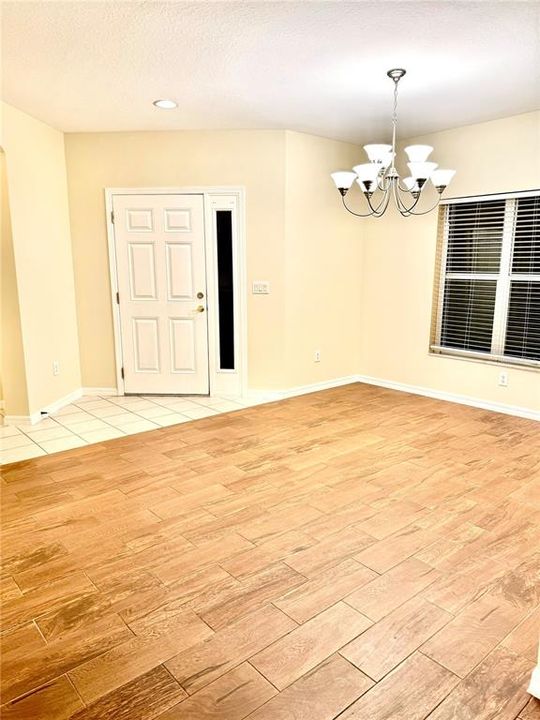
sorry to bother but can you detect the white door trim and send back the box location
[105,187,247,397]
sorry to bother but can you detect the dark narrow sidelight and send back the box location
[216,210,235,370]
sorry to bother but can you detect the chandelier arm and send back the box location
[366,186,392,216]
[393,181,424,215]
[377,173,391,192]
[396,178,414,193]
[391,180,413,216]
[342,184,391,217]
[340,194,379,218]
[377,186,393,217]
[407,195,443,216]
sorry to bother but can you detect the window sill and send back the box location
[428,347,540,373]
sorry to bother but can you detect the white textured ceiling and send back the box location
[2,1,540,142]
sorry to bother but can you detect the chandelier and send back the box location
[331,69,455,217]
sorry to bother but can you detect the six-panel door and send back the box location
[113,194,209,394]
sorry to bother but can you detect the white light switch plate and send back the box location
[252,281,270,294]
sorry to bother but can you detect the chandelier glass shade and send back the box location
[331,69,456,217]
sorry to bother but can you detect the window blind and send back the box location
[431,191,540,368]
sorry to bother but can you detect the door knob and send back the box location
[197,291,204,299]
[196,305,205,313]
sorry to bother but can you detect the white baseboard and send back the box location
[356,374,540,422]
[3,387,118,427]
[4,388,84,426]
[82,387,118,396]
[4,375,537,426]
[247,375,359,402]
[4,412,42,426]
[42,388,84,415]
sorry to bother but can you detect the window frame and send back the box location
[431,189,540,369]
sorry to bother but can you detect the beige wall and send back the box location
[360,111,540,412]
[3,103,537,415]
[64,129,361,391]
[283,131,362,387]
[1,103,81,416]
[1,149,29,416]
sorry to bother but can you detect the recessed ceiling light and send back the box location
[153,99,177,109]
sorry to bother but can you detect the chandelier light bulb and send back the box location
[330,69,456,217]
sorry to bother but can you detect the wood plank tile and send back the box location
[502,607,540,663]
[345,557,441,622]
[165,605,296,694]
[220,530,315,578]
[356,500,427,540]
[0,676,84,720]
[236,504,323,544]
[283,527,374,578]
[354,523,439,573]
[1,571,97,631]
[300,500,377,540]
[422,593,528,677]
[188,562,305,630]
[156,662,275,720]
[2,384,539,720]
[1,541,69,576]
[70,666,186,720]
[0,577,23,603]
[340,596,452,681]
[274,558,376,624]
[338,651,459,720]
[12,538,128,593]
[251,602,371,690]
[427,647,533,720]
[520,698,540,719]
[2,614,132,704]
[69,608,212,703]
[247,654,373,720]
[150,484,233,520]
[486,554,540,611]
[424,555,507,614]
[2,622,46,655]
[151,533,253,585]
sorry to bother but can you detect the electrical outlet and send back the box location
[314,350,321,363]
[252,281,270,295]
[498,371,508,387]
[52,360,60,376]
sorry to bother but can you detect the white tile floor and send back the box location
[0,393,271,465]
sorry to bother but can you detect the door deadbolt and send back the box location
[197,291,204,299]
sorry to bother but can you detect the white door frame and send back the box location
[105,187,247,397]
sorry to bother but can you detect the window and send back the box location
[215,209,235,370]
[431,192,540,367]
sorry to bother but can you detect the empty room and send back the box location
[1,1,539,718]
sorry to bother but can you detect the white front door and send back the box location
[113,193,209,395]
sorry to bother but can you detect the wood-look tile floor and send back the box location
[1,383,539,719]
